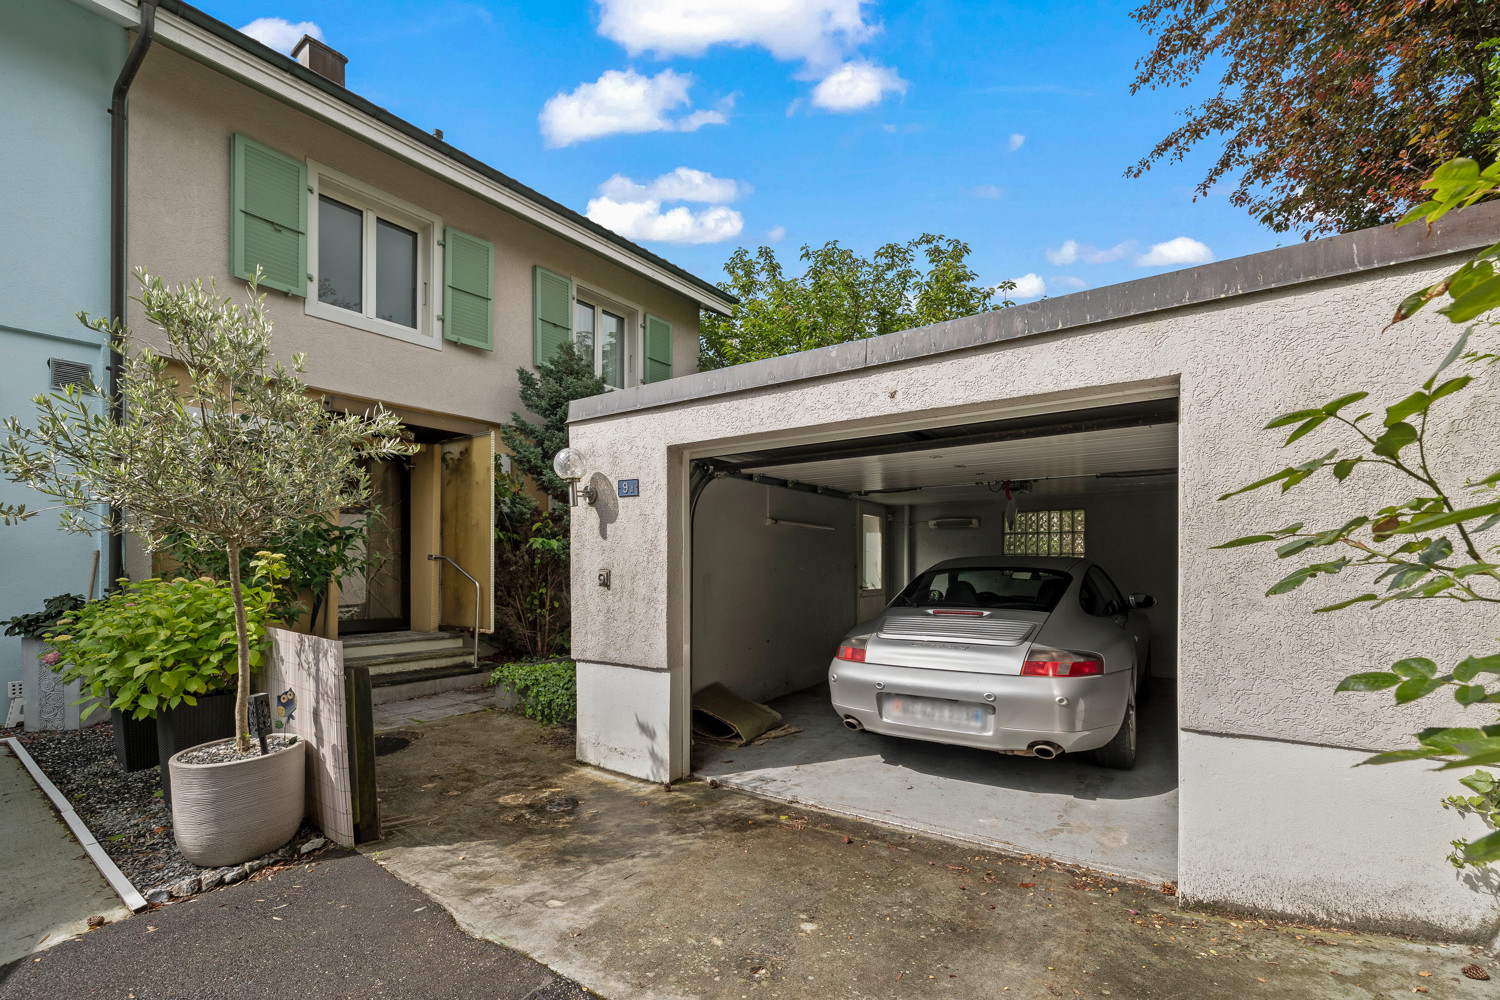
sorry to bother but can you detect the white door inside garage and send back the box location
[689,395,1180,881]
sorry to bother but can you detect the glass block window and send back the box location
[1004,509,1085,557]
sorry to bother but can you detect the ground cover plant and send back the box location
[490,659,576,725]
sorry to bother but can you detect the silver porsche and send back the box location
[828,556,1153,769]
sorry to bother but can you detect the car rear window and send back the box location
[895,567,1072,612]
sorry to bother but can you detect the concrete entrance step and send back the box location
[369,668,493,705]
[350,649,477,673]
[342,630,491,704]
[342,630,470,656]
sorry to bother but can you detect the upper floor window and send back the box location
[533,265,673,381]
[573,292,635,389]
[306,162,442,349]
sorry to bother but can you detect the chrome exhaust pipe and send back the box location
[1028,741,1063,759]
[842,716,864,731]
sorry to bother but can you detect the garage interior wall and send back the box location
[691,478,857,704]
[908,480,1179,676]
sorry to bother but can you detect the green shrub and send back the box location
[490,659,576,726]
[48,553,282,720]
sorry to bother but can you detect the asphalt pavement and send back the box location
[0,848,588,1000]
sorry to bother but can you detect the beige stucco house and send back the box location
[96,1,731,684]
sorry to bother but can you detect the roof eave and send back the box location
[84,0,738,314]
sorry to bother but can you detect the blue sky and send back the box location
[208,0,1287,301]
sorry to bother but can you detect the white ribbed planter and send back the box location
[168,737,306,868]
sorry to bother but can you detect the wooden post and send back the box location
[409,444,442,631]
[343,664,379,843]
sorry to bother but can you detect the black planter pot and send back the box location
[156,692,237,805]
[110,709,159,772]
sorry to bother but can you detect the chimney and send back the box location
[291,34,348,88]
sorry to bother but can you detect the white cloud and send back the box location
[811,60,906,112]
[596,0,877,68]
[677,108,727,131]
[539,69,728,147]
[1045,239,1079,265]
[1054,276,1087,290]
[1008,273,1046,299]
[585,197,744,244]
[1045,239,1133,266]
[1135,236,1213,267]
[239,17,323,54]
[766,225,787,242]
[586,169,748,244]
[1007,133,1025,152]
[598,168,748,203]
[971,184,1003,200]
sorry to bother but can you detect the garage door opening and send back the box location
[688,396,1180,881]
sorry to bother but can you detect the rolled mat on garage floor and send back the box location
[691,682,783,746]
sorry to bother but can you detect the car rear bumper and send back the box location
[827,657,1128,754]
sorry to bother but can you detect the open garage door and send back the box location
[689,395,1179,881]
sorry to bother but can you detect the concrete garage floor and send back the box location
[366,707,1493,1000]
[695,684,1178,882]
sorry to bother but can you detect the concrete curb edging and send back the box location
[4,736,148,912]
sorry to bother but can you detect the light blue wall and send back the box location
[0,1,124,720]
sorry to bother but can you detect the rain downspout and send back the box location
[106,0,158,587]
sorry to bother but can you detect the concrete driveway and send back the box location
[367,707,1495,1000]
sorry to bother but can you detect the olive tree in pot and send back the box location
[0,269,412,866]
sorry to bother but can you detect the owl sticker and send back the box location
[275,688,297,729]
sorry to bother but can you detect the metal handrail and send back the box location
[427,554,480,670]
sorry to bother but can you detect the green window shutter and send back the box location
[230,134,306,296]
[443,227,494,350]
[643,314,673,383]
[533,266,572,365]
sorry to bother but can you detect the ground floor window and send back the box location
[1005,508,1085,557]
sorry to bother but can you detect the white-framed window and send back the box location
[305,161,443,349]
[572,283,643,390]
[1004,508,1085,557]
[859,511,884,592]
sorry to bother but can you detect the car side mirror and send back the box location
[1129,593,1156,610]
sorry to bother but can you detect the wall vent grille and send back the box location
[48,359,94,392]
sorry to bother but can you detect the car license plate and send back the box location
[881,694,992,734]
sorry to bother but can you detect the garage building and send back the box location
[565,205,1500,942]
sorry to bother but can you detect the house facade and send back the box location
[40,0,730,673]
[0,2,123,721]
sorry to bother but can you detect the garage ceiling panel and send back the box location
[749,423,1178,494]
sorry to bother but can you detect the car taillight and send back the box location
[837,636,870,662]
[1021,645,1104,677]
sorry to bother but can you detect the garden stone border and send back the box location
[143,835,329,904]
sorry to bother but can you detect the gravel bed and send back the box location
[177,734,296,765]
[9,722,324,901]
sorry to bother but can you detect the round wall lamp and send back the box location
[553,447,597,507]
